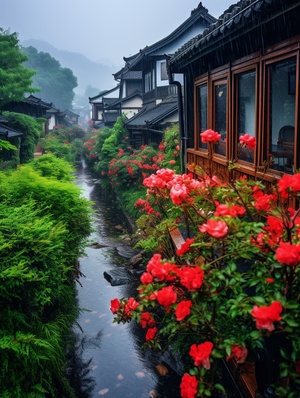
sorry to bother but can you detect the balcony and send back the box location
[143,85,178,103]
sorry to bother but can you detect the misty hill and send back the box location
[21,39,118,95]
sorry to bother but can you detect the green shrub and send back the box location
[2,111,44,163]
[29,153,75,181]
[0,159,92,397]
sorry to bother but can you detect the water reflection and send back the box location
[72,166,181,398]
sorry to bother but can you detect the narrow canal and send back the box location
[73,165,181,398]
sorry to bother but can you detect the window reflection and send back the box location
[237,70,256,163]
[197,84,208,149]
[215,83,227,156]
[269,58,296,174]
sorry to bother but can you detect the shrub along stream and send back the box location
[0,154,93,397]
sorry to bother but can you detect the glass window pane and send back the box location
[197,84,208,149]
[215,83,227,156]
[269,57,296,174]
[237,71,256,162]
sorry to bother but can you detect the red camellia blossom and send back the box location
[254,194,275,211]
[145,327,158,341]
[200,129,221,144]
[179,266,204,291]
[251,301,282,331]
[277,173,300,198]
[199,219,228,238]
[180,373,198,398]
[266,277,274,283]
[140,312,155,328]
[275,241,300,267]
[239,133,256,149]
[175,300,193,321]
[140,271,153,285]
[124,297,140,317]
[226,345,248,364]
[214,201,246,217]
[170,183,189,205]
[157,286,177,308]
[189,341,213,369]
[146,253,177,281]
[110,298,120,314]
[176,238,195,256]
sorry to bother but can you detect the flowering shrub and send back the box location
[111,130,300,397]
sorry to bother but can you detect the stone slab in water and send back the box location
[103,268,131,286]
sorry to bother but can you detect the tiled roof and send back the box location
[123,3,216,70]
[122,70,142,80]
[168,0,293,69]
[25,95,52,108]
[126,97,177,128]
[89,85,120,102]
[113,69,142,80]
[0,123,23,138]
[106,90,142,108]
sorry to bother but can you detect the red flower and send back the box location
[239,133,256,149]
[266,277,274,283]
[140,271,153,284]
[180,373,198,398]
[176,238,195,256]
[254,194,275,211]
[179,266,204,291]
[175,300,193,321]
[146,254,177,281]
[157,286,177,308]
[110,298,120,314]
[140,312,155,328]
[226,345,248,364]
[251,301,282,331]
[199,219,228,238]
[189,341,213,369]
[278,173,300,198]
[275,241,300,267]
[145,327,158,341]
[170,183,189,205]
[214,202,246,217]
[200,129,221,143]
[124,297,140,317]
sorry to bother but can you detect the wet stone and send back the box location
[103,268,131,286]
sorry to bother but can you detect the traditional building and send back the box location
[167,0,300,185]
[89,85,120,128]
[123,2,216,147]
[89,3,216,147]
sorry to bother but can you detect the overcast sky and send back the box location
[0,0,234,67]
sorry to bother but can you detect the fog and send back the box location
[0,0,233,67]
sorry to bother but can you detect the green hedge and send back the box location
[0,155,93,397]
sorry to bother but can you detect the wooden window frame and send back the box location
[261,50,299,177]
[192,38,299,180]
[194,76,209,153]
[211,74,229,163]
[231,64,259,167]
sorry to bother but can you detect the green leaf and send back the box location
[252,296,266,305]
[214,383,226,393]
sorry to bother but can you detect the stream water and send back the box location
[73,165,181,398]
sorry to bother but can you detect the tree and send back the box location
[0,29,36,107]
[22,46,78,110]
